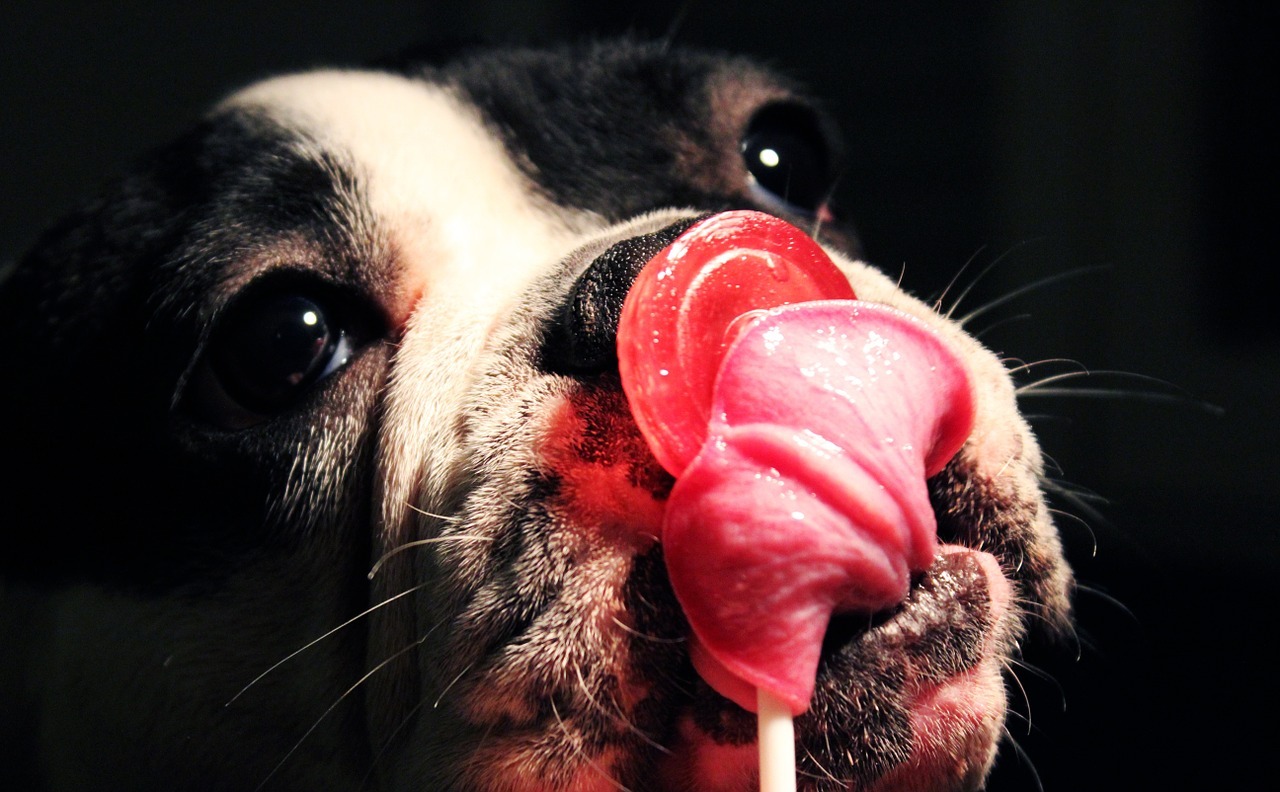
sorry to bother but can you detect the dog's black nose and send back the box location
[543,216,702,375]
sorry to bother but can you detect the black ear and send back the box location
[2,120,216,391]
[0,129,213,584]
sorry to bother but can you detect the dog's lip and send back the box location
[927,543,1011,610]
[862,546,1012,792]
[819,542,1011,699]
[831,543,1009,641]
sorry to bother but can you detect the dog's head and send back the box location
[1,41,1071,791]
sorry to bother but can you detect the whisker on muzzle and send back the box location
[972,311,1034,341]
[931,244,988,315]
[254,634,433,792]
[1004,358,1090,378]
[1004,655,1068,715]
[1072,582,1140,625]
[936,238,1053,321]
[572,663,671,754]
[368,533,493,580]
[797,741,846,787]
[360,649,476,788]
[608,615,686,644]
[360,693,434,791]
[997,724,1046,792]
[1047,507,1100,557]
[1017,367,1220,410]
[227,582,431,705]
[954,264,1107,328]
[433,661,476,710]
[1040,477,1112,531]
[1001,659,1035,737]
[548,697,636,792]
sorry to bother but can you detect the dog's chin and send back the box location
[442,524,1014,792]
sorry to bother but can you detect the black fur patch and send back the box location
[0,109,389,589]
[437,42,741,219]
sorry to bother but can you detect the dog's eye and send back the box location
[741,103,834,217]
[208,291,348,412]
[189,277,377,425]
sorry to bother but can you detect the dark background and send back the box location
[3,1,1275,788]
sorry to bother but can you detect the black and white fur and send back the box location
[0,41,1071,791]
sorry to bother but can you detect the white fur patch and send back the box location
[223,69,608,542]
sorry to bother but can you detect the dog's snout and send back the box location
[542,217,702,375]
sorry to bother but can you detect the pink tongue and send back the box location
[665,301,973,714]
[616,212,974,716]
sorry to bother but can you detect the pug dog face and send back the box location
[0,41,1071,791]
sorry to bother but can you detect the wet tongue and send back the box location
[617,211,974,717]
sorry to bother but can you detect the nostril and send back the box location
[542,216,703,376]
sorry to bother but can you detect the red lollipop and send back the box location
[617,211,854,477]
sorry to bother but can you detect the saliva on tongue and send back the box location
[617,210,975,717]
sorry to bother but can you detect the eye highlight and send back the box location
[185,274,381,427]
[741,103,835,217]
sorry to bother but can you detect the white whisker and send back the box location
[1002,660,1033,736]
[433,662,475,709]
[254,635,429,792]
[999,725,1046,792]
[1005,358,1088,377]
[1021,386,1222,410]
[572,664,669,753]
[548,697,634,792]
[1006,656,1067,714]
[1041,477,1109,505]
[368,534,493,579]
[228,582,430,705]
[1016,368,1223,414]
[405,503,462,522]
[1041,480,1112,532]
[1073,582,1139,624]
[1047,507,1099,557]
[608,615,686,644]
[360,694,432,790]
[932,244,989,315]
[957,265,1107,327]
[658,4,690,51]
[972,312,1032,341]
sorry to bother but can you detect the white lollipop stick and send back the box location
[757,688,796,792]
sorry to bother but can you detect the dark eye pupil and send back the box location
[209,292,339,412]
[742,104,831,214]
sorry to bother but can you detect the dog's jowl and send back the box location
[0,41,1072,791]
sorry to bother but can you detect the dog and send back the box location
[0,40,1072,791]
